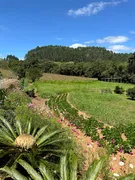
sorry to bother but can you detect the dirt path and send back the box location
[31,95,135,177]
[0,78,19,89]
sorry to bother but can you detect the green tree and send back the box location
[128,53,135,74]
[26,68,42,82]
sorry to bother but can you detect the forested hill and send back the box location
[25,45,131,62]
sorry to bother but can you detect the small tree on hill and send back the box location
[26,67,42,82]
[127,87,135,100]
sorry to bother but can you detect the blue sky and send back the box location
[0,0,135,59]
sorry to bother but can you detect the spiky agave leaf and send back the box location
[60,154,68,180]
[26,118,32,135]
[34,125,48,140]
[83,157,106,180]
[0,116,17,139]
[36,130,64,147]
[69,151,78,180]
[0,166,28,180]
[39,160,54,180]
[15,120,22,135]
[0,129,14,144]
[18,159,43,180]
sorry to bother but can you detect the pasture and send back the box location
[35,73,135,125]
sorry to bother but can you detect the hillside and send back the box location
[25,45,131,62]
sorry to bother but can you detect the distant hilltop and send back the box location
[25,45,131,62]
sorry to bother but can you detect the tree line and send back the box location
[0,46,135,83]
[25,45,130,62]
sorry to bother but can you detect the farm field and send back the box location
[35,73,135,126]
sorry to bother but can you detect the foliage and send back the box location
[0,116,69,168]
[114,86,124,94]
[126,86,135,100]
[0,155,106,180]
[128,53,135,74]
[26,67,42,82]
[4,91,31,110]
[20,78,29,90]
[25,45,130,62]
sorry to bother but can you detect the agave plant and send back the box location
[0,116,67,167]
[0,152,106,180]
[1,155,135,180]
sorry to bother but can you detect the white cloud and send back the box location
[68,0,127,16]
[84,40,95,44]
[108,45,131,52]
[130,31,135,34]
[69,43,86,48]
[96,36,129,44]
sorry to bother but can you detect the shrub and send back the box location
[20,78,29,90]
[126,86,135,100]
[4,91,31,110]
[114,86,124,94]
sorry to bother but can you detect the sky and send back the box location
[0,0,135,59]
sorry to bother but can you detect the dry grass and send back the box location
[0,68,17,79]
[40,73,98,81]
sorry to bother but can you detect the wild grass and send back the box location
[35,74,135,125]
[0,68,17,79]
[40,73,97,81]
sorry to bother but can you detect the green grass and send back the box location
[35,74,135,125]
[69,91,135,125]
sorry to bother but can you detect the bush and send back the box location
[126,86,135,100]
[4,91,31,109]
[114,86,124,94]
[20,78,29,90]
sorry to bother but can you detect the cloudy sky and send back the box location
[0,0,134,58]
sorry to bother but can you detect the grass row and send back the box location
[47,93,135,154]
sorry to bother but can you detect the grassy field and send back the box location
[35,73,135,125]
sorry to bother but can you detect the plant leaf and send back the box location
[0,166,28,180]
[84,157,105,180]
[26,118,32,134]
[34,125,48,140]
[39,160,54,180]
[16,120,22,135]
[69,152,78,180]
[60,155,68,180]
[37,130,63,147]
[0,130,14,144]
[0,116,17,139]
[18,159,43,180]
